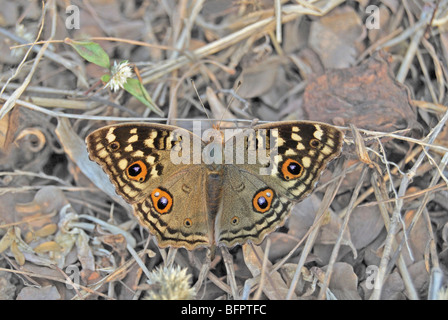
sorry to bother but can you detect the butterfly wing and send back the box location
[86,123,212,249]
[216,121,344,247]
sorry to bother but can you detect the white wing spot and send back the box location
[132,150,145,157]
[146,155,156,164]
[128,135,138,143]
[302,156,311,168]
[118,159,128,170]
[124,144,133,152]
[106,133,116,143]
[144,139,155,148]
[291,133,302,141]
[313,125,323,140]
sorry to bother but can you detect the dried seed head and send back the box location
[143,265,196,300]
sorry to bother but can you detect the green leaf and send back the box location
[65,38,110,69]
[101,74,111,83]
[123,78,164,116]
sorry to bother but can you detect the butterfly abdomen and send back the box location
[205,169,224,218]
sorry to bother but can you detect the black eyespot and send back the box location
[184,218,192,228]
[253,188,274,213]
[157,197,169,210]
[287,162,302,175]
[231,216,239,225]
[150,188,173,214]
[128,163,142,177]
[310,138,320,148]
[257,196,268,209]
[109,141,120,151]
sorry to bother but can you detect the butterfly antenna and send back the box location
[216,80,243,131]
[191,79,211,122]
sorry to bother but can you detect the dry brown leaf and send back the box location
[242,244,296,299]
[348,205,384,249]
[0,271,16,300]
[76,229,96,284]
[302,51,417,131]
[323,262,361,300]
[379,271,406,300]
[55,118,129,209]
[288,195,322,239]
[308,6,364,69]
[236,56,286,99]
[408,260,430,295]
[317,210,357,258]
[16,285,61,300]
[399,209,431,266]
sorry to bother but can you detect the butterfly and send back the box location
[85,121,343,250]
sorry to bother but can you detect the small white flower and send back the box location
[104,60,133,92]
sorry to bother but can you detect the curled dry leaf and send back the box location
[33,223,58,238]
[33,241,62,254]
[97,233,127,256]
[302,51,417,131]
[0,116,51,171]
[10,239,25,265]
[0,106,20,155]
[16,185,68,217]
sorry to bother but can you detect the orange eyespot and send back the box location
[310,138,320,148]
[126,160,148,182]
[150,188,173,214]
[253,188,274,213]
[183,218,193,228]
[281,159,304,180]
[231,216,240,225]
